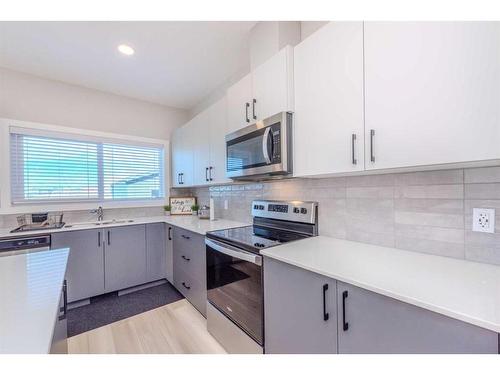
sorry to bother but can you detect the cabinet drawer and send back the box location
[173,227,204,252]
[173,239,205,282]
[174,267,207,317]
[173,227,205,278]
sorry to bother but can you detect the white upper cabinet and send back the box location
[226,73,253,131]
[226,46,294,133]
[172,96,230,187]
[207,97,231,184]
[364,22,500,170]
[171,125,194,187]
[252,46,294,122]
[294,22,365,177]
[171,127,183,188]
[178,120,195,187]
[192,110,211,185]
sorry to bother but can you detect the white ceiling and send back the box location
[0,21,256,109]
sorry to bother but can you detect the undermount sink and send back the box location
[65,219,134,228]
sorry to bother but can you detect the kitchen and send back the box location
[1,4,500,372]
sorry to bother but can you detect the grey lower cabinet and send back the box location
[104,225,147,292]
[264,257,338,354]
[264,257,499,354]
[145,223,167,282]
[51,229,105,303]
[337,281,499,354]
[172,226,207,317]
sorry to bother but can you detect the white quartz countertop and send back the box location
[0,215,248,239]
[261,236,500,333]
[0,248,69,353]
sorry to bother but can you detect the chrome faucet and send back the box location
[91,206,104,221]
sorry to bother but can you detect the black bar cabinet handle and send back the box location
[205,167,209,182]
[252,98,257,120]
[245,102,250,123]
[370,129,375,163]
[322,283,329,321]
[351,133,357,165]
[107,230,111,246]
[168,227,172,241]
[181,234,190,240]
[182,282,191,290]
[209,166,213,181]
[181,255,190,261]
[98,231,101,247]
[342,290,349,331]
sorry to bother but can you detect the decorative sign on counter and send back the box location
[169,197,197,215]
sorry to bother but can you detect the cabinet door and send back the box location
[337,281,498,354]
[146,223,166,282]
[192,111,211,185]
[171,127,183,188]
[226,73,253,132]
[177,121,195,187]
[264,257,337,354]
[208,96,231,184]
[294,22,364,177]
[104,225,147,292]
[251,46,294,122]
[51,229,105,303]
[364,22,500,170]
[166,225,174,284]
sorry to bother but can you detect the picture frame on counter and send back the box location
[169,197,197,215]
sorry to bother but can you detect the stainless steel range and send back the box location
[205,199,318,353]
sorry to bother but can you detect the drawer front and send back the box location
[173,227,206,281]
[174,267,207,317]
[173,240,205,282]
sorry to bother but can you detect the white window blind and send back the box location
[10,129,165,204]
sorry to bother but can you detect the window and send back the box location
[10,128,164,204]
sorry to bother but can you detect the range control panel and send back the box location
[252,200,317,224]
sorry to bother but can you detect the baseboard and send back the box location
[118,279,167,296]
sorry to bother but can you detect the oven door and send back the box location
[205,238,263,345]
[225,111,291,179]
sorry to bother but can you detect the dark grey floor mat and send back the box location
[67,281,183,337]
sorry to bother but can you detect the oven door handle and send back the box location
[205,238,262,266]
[262,127,272,164]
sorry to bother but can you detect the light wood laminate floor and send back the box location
[68,299,227,354]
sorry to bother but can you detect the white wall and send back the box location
[300,21,329,40]
[249,21,301,69]
[0,68,188,140]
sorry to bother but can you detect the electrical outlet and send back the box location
[472,208,495,233]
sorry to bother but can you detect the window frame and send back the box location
[1,119,170,213]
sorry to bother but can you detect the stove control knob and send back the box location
[300,208,307,214]
[293,207,300,214]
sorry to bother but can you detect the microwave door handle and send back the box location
[205,238,262,266]
[262,127,272,164]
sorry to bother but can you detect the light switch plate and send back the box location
[472,208,495,233]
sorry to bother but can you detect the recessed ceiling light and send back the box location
[118,44,134,56]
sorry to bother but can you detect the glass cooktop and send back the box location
[206,225,308,253]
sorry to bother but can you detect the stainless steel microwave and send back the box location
[225,112,292,180]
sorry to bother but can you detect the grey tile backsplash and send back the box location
[174,166,500,266]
